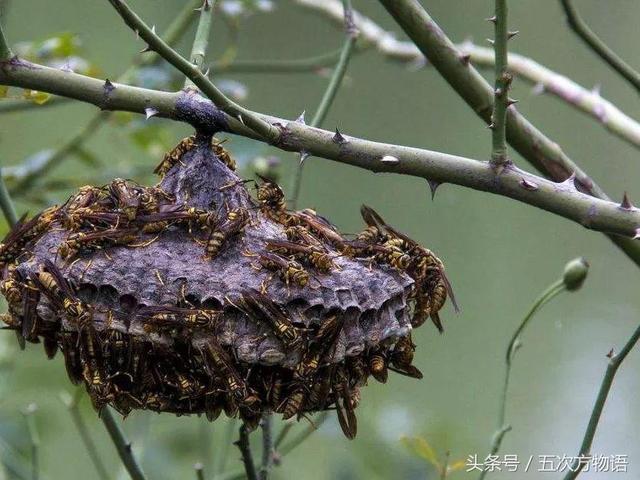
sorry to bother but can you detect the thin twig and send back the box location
[291,0,358,208]
[214,418,237,475]
[295,0,640,151]
[0,167,17,226]
[211,49,344,74]
[5,0,201,196]
[101,407,147,480]
[184,0,214,90]
[259,415,273,480]
[489,0,511,166]
[21,404,39,480]
[106,0,278,142]
[60,390,110,480]
[560,0,640,94]
[279,412,329,457]
[563,323,640,479]
[234,424,258,480]
[478,280,566,480]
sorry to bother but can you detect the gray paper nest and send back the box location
[0,134,448,437]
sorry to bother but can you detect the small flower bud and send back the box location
[563,257,589,291]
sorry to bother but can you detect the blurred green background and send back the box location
[1,0,640,479]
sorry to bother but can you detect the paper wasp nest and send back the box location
[0,134,455,438]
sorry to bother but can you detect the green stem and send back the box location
[479,280,566,480]
[101,407,147,480]
[490,0,510,166]
[235,424,257,480]
[0,167,17,226]
[106,0,278,142]
[0,22,11,60]
[563,322,640,479]
[184,0,215,90]
[560,0,640,94]
[279,412,329,456]
[60,390,110,480]
[291,0,357,208]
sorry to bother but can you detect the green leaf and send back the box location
[400,436,441,468]
[0,86,8,99]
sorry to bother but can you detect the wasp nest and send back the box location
[0,134,455,438]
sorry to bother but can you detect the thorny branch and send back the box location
[235,424,258,480]
[184,0,214,90]
[560,0,640,95]
[1,59,640,240]
[488,0,513,166]
[294,0,640,151]
[259,415,273,480]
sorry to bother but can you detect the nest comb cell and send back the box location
[0,133,456,438]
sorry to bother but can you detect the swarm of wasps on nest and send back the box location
[0,133,457,438]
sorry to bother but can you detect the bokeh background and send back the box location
[1,0,640,478]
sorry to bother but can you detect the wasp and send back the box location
[20,280,41,342]
[199,341,259,410]
[1,265,23,309]
[0,212,44,265]
[58,228,139,259]
[212,138,236,171]
[333,366,357,439]
[369,351,388,383]
[31,260,93,334]
[138,186,174,215]
[281,386,307,420]
[347,356,369,387]
[160,362,203,398]
[205,208,248,259]
[102,328,130,371]
[62,209,123,232]
[204,393,224,421]
[266,239,335,273]
[137,305,220,331]
[389,335,423,379]
[255,252,310,289]
[238,289,303,350]
[108,178,141,221]
[293,209,347,249]
[307,369,332,409]
[78,327,111,408]
[60,331,83,384]
[64,185,108,212]
[298,315,344,377]
[255,174,294,225]
[265,370,283,411]
[154,135,196,177]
